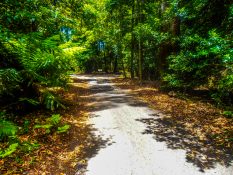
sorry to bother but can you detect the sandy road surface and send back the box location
[74,75,233,175]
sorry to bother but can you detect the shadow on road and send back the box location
[77,77,149,112]
[72,75,233,174]
[137,115,233,172]
[58,76,114,175]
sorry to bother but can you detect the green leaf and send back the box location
[47,114,61,125]
[57,124,70,133]
[19,98,40,106]
[0,120,18,140]
[0,143,18,158]
[34,124,53,129]
[223,111,233,118]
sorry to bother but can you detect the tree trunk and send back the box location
[171,16,181,54]
[113,55,118,73]
[138,37,142,81]
[137,0,143,82]
[130,0,135,79]
[172,16,181,36]
[104,51,108,73]
[121,56,127,78]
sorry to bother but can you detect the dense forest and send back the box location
[0,0,232,173]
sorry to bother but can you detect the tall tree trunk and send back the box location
[113,55,118,73]
[121,56,127,78]
[172,16,181,36]
[171,15,181,53]
[137,0,143,82]
[130,0,135,79]
[109,51,113,72]
[138,37,142,81]
[104,51,108,73]
[155,0,170,80]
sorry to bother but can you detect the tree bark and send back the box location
[113,55,118,73]
[130,0,135,79]
[137,0,143,82]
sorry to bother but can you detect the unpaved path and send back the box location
[76,75,233,175]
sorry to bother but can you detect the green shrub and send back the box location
[223,111,233,118]
[163,30,232,104]
[47,114,61,125]
[0,32,77,111]
[0,68,22,97]
[22,120,30,134]
[0,119,18,141]
[34,114,70,134]
[41,91,65,111]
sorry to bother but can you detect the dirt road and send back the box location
[75,75,233,175]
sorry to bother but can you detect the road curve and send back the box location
[74,75,233,175]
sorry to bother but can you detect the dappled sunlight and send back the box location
[113,77,233,173]
[1,0,231,174]
[137,116,233,172]
[22,75,111,174]
[80,75,233,175]
[113,77,233,149]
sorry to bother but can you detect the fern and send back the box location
[0,68,22,96]
[47,114,61,125]
[41,37,58,51]
[34,114,61,134]
[20,141,40,153]
[0,119,18,141]
[33,114,70,134]
[57,124,70,133]
[0,1,77,113]
[34,124,53,134]
[0,143,18,158]
[42,91,65,111]
[19,98,40,106]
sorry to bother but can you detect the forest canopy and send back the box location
[1,0,232,107]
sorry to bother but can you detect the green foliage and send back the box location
[46,114,61,125]
[34,124,53,134]
[0,0,78,110]
[223,111,233,118]
[19,98,40,106]
[34,114,70,134]
[34,114,60,134]
[96,0,233,104]
[41,91,65,111]
[164,29,232,103]
[57,125,70,133]
[163,74,183,88]
[20,141,40,153]
[22,120,30,134]
[0,141,39,159]
[0,68,22,97]
[0,143,18,158]
[0,119,18,141]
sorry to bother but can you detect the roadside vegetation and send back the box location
[0,0,232,174]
